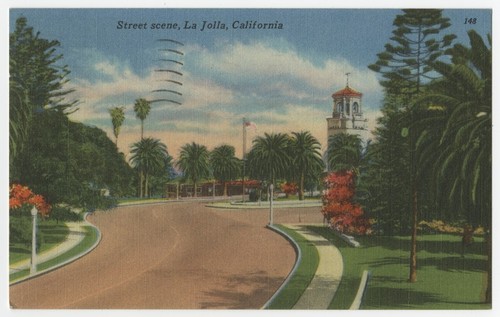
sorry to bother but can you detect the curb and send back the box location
[9,212,102,286]
[207,201,322,210]
[261,224,303,309]
[349,270,371,309]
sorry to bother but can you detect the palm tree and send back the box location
[210,145,241,196]
[416,30,491,302]
[177,142,210,197]
[327,133,363,173]
[129,137,170,198]
[247,133,291,186]
[133,98,151,139]
[290,131,324,200]
[108,106,125,146]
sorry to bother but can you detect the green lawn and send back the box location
[266,225,319,309]
[10,225,99,282]
[309,226,490,309]
[10,220,69,265]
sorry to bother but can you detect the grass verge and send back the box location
[10,220,69,264]
[266,224,319,309]
[117,197,169,205]
[10,225,99,283]
[309,226,490,309]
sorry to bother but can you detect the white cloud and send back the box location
[68,39,383,159]
[192,40,380,94]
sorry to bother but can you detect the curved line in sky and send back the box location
[154,69,183,76]
[156,79,183,86]
[157,59,184,66]
[149,99,182,105]
[156,39,185,46]
[158,49,184,55]
[151,89,183,96]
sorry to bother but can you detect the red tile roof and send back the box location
[332,86,362,98]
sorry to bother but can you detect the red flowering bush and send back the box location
[281,182,298,197]
[321,171,370,235]
[9,184,51,217]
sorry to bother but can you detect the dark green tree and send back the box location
[415,30,491,302]
[368,9,456,98]
[210,145,241,196]
[327,133,363,173]
[16,110,134,209]
[368,9,456,283]
[290,131,324,200]
[129,137,171,198]
[134,98,151,139]
[177,142,210,197]
[109,106,125,146]
[10,16,76,175]
[358,101,412,235]
[246,133,291,186]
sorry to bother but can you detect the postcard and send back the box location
[7,6,492,311]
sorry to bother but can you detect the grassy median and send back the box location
[10,225,99,283]
[266,225,319,309]
[309,226,490,309]
[10,220,69,265]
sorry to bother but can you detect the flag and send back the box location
[243,119,257,130]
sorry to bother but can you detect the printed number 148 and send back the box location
[465,18,477,24]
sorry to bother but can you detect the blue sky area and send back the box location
[9,9,492,158]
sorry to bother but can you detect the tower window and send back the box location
[353,102,359,113]
[337,102,343,113]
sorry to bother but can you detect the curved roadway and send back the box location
[10,202,322,309]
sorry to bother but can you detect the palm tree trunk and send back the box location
[141,120,144,139]
[139,170,144,198]
[194,182,197,197]
[485,229,492,303]
[299,172,305,201]
[409,182,418,282]
[223,181,228,197]
[144,173,149,197]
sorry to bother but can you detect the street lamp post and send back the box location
[269,183,274,226]
[30,206,38,275]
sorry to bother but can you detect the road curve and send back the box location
[10,202,321,309]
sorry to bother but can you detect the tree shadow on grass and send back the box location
[9,247,30,255]
[363,285,442,309]
[358,235,487,257]
[361,255,486,273]
[199,270,285,309]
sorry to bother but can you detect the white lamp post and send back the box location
[30,206,38,275]
[269,183,274,226]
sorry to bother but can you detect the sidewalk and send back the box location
[284,224,344,310]
[9,221,86,275]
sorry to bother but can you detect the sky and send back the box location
[8,8,492,160]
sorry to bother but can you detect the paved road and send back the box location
[10,202,323,309]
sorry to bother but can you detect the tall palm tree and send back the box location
[327,133,363,173]
[247,133,291,185]
[210,145,241,196]
[290,131,324,200]
[129,137,170,198]
[133,98,151,139]
[108,106,125,146]
[416,30,491,302]
[177,142,210,197]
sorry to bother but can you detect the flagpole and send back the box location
[242,118,246,203]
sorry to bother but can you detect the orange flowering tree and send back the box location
[9,184,51,217]
[321,171,370,235]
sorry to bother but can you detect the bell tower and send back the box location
[326,73,368,141]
